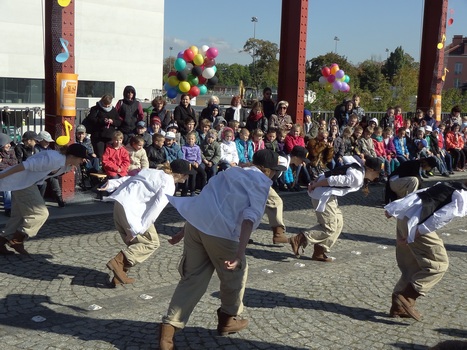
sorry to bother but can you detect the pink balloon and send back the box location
[327,75,336,83]
[206,47,218,59]
[204,57,216,67]
[321,66,330,77]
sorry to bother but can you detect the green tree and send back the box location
[442,88,467,112]
[243,38,279,89]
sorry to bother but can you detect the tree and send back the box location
[242,38,279,89]
[357,60,385,93]
[382,46,417,85]
[215,63,251,87]
[442,88,467,111]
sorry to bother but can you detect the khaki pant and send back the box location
[303,196,344,252]
[113,202,160,266]
[393,217,449,295]
[264,187,285,230]
[163,222,248,329]
[1,185,49,239]
[389,176,419,199]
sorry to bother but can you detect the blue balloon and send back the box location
[167,88,178,99]
[174,58,187,71]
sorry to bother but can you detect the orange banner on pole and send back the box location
[56,73,78,116]
[430,94,442,121]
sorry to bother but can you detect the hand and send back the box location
[308,180,317,191]
[168,229,184,245]
[384,210,392,219]
[208,161,212,167]
[224,258,241,270]
[92,153,97,158]
[117,167,121,173]
[193,162,199,168]
[97,181,109,191]
[396,236,408,246]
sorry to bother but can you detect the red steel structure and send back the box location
[44,0,76,199]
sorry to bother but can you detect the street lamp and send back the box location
[385,48,389,60]
[169,46,173,71]
[251,16,258,90]
[334,36,340,53]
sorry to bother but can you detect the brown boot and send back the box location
[8,231,29,255]
[288,232,307,257]
[159,323,176,350]
[216,308,249,336]
[0,237,14,255]
[272,226,288,244]
[395,284,422,321]
[389,293,412,318]
[311,244,335,262]
[106,251,135,284]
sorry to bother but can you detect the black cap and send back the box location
[365,157,383,171]
[253,149,287,171]
[290,146,310,164]
[22,131,38,140]
[66,144,87,158]
[171,159,196,175]
[422,156,438,169]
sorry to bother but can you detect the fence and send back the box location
[0,106,455,144]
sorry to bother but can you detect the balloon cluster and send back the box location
[164,45,219,99]
[318,64,350,93]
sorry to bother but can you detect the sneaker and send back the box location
[442,172,450,177]
[427,171,434,176]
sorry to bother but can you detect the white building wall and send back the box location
[0,0,164,104]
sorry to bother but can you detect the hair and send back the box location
[184,116,196,126]
[349,113,359,122]
[239,127,250,135]
[263,87,272,94]
[113,131,124,140]
[180,93,190,102]
[364,126,374,134]
[374,126,383,134]
[185,131,197,140]
[152,133,165,142]
[277,128,287,139]
[451,105,461,114]
[130,135,144,146]
[151,96,166,108]
[252,128,264,138]
[276,100,289,112]
[199,118,211,128]
[228,120,240,129]
[230,95,242,106]
[383,127,393,135]
[395,105,402,112]
[160,162,173,175]
[101,94,113,106]
[221,127,234,140]
[290,123,303,136]
[397,127,406,135]
[207,128,218,139]
[353,125,363,133]
[250,101,263,113]
[208,95,220,105]
[267,127,278,135]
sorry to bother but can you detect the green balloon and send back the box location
[198,84,208,95]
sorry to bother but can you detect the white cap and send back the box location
[35,131,54,142]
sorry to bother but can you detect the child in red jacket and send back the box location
[102,131,130,178]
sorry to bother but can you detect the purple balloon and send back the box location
[177,51,184,59]
[335,70,345,79]
[340,82,349,92]
[332,81,342,90]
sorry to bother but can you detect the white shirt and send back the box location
[384,183,467,243]
[0,151,69,191]
[168,166,272,242]
[104,168,175,236]
[220,140,239,164]
[309,156,364,212]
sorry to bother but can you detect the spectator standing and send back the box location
[381,107,395,130]
[87,94,122,160]
[335,100,354,128]
[173,94,197,135]
[200,96,221,121]
[224,96,248,127]
[352,94,365,122]
[394,106,404,134]
[260,87,276,119]
[424,107,437,128]
[115,86,144,144]
[442,105,462,129]
[149,96,171,130]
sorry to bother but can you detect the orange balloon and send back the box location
[330,65,339,75]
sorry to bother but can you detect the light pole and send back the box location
[251,16,258,91]
[334,36,340,53]
[169,46,173,71]
[385,48,389,60]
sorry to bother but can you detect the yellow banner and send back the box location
[56,73,78,116]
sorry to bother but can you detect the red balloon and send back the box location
[321,66,331,77]
[168,71,177,77]
[198,76,207,84]
[204,57,216,67]
[183,49,195,62]
[189,86,200,97]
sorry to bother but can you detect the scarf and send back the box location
[232,106,241,122]
[249,111,263,122]
[98,101,112,112]
[373,135,383,142]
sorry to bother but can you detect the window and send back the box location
[77,80,115,98]
[454,62,463,75]
[454,78,461,88]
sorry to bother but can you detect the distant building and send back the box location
[0,1,164,106]
[444,35,467,92]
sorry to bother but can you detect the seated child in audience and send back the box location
[276,129,286,155]
[0,134,17,216]
[135,121,152,147]
[306,127,334,172]
[146,133,168,169]
[196,118,211,145]
[264,128,279,153]
[165,122,181,144]
[213,116,227,141]
[163,131,184,162]
[333,126,353,167]
[235,128,254,166]
[14,131,37,163]
[359,126,377,159]
[228,120,241,139]
[148,116,165,136]
[201,129,221,181]
[125,135,149,176]
[181,131,206,196]
[251,128,265,152]
[372,126,394,175]
[350,125,365,164]
[75,124,100,172]
[284,124,305,154]
[180,117,199,146]
[219,127,238,170]
[102,131,130,179]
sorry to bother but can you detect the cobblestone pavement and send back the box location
[0,176,466,350]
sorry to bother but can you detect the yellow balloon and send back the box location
[190,45,199,56]
[330,65,339,75]
[324,83,333,91]
[179,81,191,93]
[168,76,179,87]
[193,54,204,66]
[163,74,169,83]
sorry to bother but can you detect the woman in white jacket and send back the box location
[102,159,195,287]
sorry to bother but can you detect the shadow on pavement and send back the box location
[435,328,467,338]
[213,288,408,326]
[0,254,110,288]
[0,294,309,350]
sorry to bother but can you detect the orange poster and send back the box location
[430,94,442,122]
[56,73,78,116]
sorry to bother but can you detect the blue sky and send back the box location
[164,0,466,66]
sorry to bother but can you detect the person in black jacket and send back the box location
[115,86,144,144]
[385,157,437,204]
[14,131,37,163]
[173,93,197,135]
[87,94,122,160]
[245,101,268,134]
[149,96,172,130]
[146,133,168,169]
[224,95,247,127]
